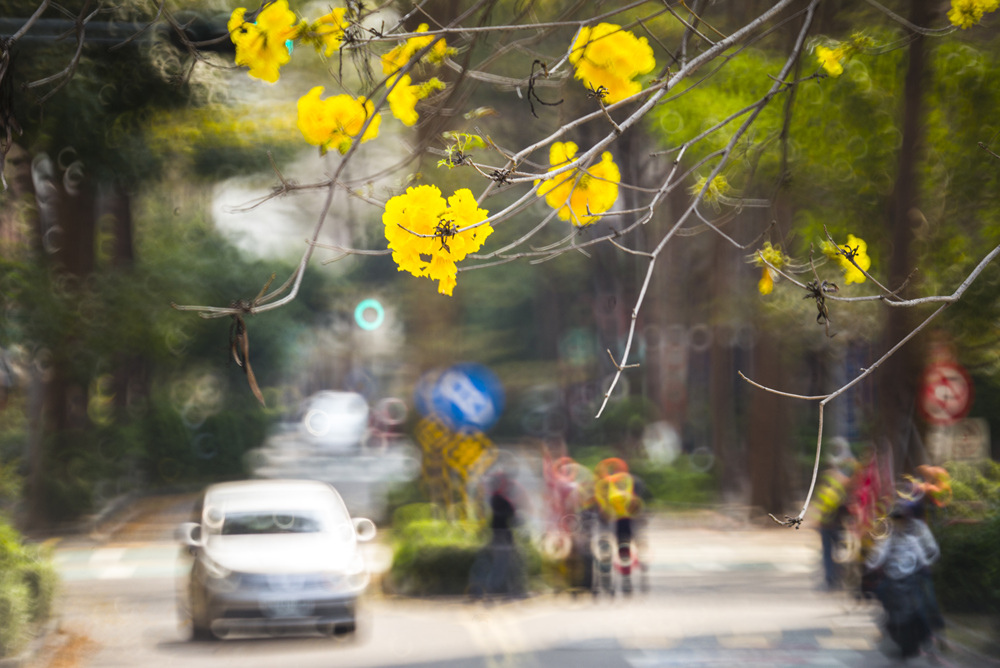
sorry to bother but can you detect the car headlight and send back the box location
[200,556,241,591]
[326,554,369,592]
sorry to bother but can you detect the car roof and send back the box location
[203,479,349,515]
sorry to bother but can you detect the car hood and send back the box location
[204,534,361,574]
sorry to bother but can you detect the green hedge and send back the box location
[386,503,543,597]
[388,505,484,596]
[932,460,1000,615]
[935,513,1000,614]
[631,456,717,507]
[0,520,58,658]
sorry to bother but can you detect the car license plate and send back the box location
[263,599,313,618]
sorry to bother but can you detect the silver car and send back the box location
[177,479,376,640]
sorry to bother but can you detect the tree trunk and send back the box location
[876,0,931,475]
[748,332,793,515]
[24,151,97,528]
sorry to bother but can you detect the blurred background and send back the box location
[1,0,1000,663]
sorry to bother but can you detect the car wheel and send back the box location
[189,590,215,641]
[191,621,215,642]
[335,621,357,635]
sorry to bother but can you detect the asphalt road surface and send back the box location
[24,495,995,668]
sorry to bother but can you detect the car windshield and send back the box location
[220,511,325,535]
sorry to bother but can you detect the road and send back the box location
[24,495,994,668]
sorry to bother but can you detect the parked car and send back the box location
[176,479,377,640]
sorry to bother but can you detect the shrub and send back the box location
[0,572,31,658]
[386,503,544,596]
[934,513,1000,614]
[931,460,1000,614]
[0,518,57,658]
[631,455,717,507]
[387,504,485,596]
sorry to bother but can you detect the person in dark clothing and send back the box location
[469,469,527,599]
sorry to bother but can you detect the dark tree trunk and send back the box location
[748,332,793,515]
[876,0,931,474]
[24,152,98,529]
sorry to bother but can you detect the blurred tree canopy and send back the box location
[1,0,1000,528]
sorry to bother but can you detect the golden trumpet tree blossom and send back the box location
[748,242,790,295]
[823,234,872,285]
[307,8,350,57]
[815,45,846,77]
[386,75,446,127]
[569,23,655,104]
[228,0,301,83]
[536,142,620,227]
[383,186,493,296]
[296,87,381,154]
[381,23,454,76]
[948,0,1000,28]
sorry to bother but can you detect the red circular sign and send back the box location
[919,361,973,425]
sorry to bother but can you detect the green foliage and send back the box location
[631,456,718,507]
[941,459,1000,520]
[0,519,57,658]
[578,396,661,450]
[386,502,545,596]
[0,572,31,658]
[931,461,1000,614]
[387,504,485,596]
[934,512,1000,614]
[0,459,23,510]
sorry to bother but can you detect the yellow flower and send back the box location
[296,87,381,154]
[748,241,790,295]
[948,0,999,28]
[689,174,731,204]
[822,234,871,284]
[308,8,349,57]
[569,23,655,104]
[758,269,775,295]
[383,185,493,296]
[386,75,446,126]
[756,241,788,269]
[535,142,620,226]
[228,0,301,83]
[381,23,454,76]
[815,45,845,77]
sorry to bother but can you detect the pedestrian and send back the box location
[810,437,856,590]
[865,501,941,658]
[468,468,528,599]
[593,458,648,595]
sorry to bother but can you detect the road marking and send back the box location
[55,543,186,581]
[89,547,127,563]
[98,564,138,580]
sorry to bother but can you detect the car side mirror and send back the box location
[177,522,204,549]
[353,517,376,542]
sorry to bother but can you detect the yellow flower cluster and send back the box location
[815,45,846,78]
[380,24,453,126]
[228,2,356,82]
[296,87,381,154]
[381,23,455,76]
[536,142,620,226]
[307,8,350,57]
[569,23,656,104]
[750,242,790,295]
[948,0,1000,28]
[228,0,301,83]
[689,174,731,204]
[383,185,493,296]
[814,34,874,78]
[822,234,871,284]
[387,75,446,127]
